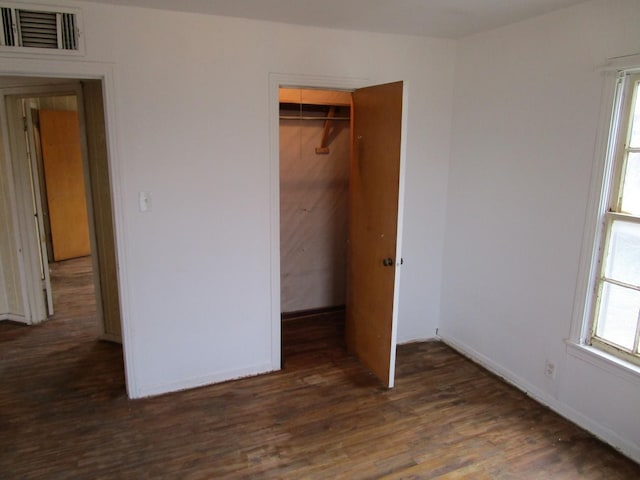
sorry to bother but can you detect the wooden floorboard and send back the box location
[1,257,639,478]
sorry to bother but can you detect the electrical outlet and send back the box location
[544,359,556,379]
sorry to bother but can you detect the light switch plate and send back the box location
[139,191,152,212]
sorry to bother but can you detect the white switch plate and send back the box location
[139,191,152,212]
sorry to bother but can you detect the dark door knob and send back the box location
[383,258,394,267]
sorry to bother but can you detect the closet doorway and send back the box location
[279,88,351,317]
[279,88,351,369]
[277,82,406,388]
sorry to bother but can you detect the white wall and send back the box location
[0,1,454,396]
[441,0,640,462]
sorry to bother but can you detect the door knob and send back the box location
[383,258,394,267]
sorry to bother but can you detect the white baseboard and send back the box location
[438,332,640,464]
[132,362,276,399]
[0,313,28,323]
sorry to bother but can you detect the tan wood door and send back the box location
[346,81,404,388]
[39,109,91,261]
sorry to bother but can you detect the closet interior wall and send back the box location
[279,89,351,314]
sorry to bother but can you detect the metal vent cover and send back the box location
[0,5,79,51]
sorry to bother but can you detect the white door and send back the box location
[4,95,52,323]
[24,105,54,316]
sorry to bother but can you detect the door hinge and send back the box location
[23,115,28,132]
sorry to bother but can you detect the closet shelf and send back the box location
[279,87,351,107]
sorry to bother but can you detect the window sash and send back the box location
[589,72,640,364]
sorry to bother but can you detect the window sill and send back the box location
[566,341,640,384]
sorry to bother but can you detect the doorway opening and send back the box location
[273,78,406,388]
[0,76,124,386]
[278,87,352,364]
[22,94,93,321]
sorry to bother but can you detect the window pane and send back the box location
[620,152,640,215]
[596,282,639,350]
[604,220,640,286]
[629,82,640,148]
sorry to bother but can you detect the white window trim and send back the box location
[568,54,640,379]
[566,342,640,384]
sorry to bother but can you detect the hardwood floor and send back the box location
[1,259,639,478]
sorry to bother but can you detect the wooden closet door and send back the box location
[346,81,404,388]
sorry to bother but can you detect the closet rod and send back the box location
[279,116,350,121]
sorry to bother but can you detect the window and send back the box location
[589,71,640,366]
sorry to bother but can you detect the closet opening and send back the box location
[279,88,352,363]
[273,79,405,387]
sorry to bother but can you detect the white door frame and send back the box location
[268,73,409,379]
[23,102,55,317]
[0,56,135,397]
[269,73,367,370]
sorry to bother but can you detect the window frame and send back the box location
[586,70,640,367]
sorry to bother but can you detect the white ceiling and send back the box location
[89,0,587,39]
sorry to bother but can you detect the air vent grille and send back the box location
[17,10,58,48]
[0,4,80,52]
[60,12,77,50]
[1,7,14,46]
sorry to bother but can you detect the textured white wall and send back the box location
[279,111,350,313]
[1,1,455,396]
[441,0,640,462]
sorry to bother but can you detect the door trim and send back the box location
[389,81,409,385]
[269,72,388,372]
[270,76,410,384]
[0,56,136,397]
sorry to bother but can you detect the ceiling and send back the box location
[89,0,587,39]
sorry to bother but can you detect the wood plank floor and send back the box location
[1,258,639,479]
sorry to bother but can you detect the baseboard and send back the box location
[99,333,122,344]
[438,332,640,464]
[281,305,345,320]
[397,337,438,345]
[132,362,276,399]
[0,313,28,323]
